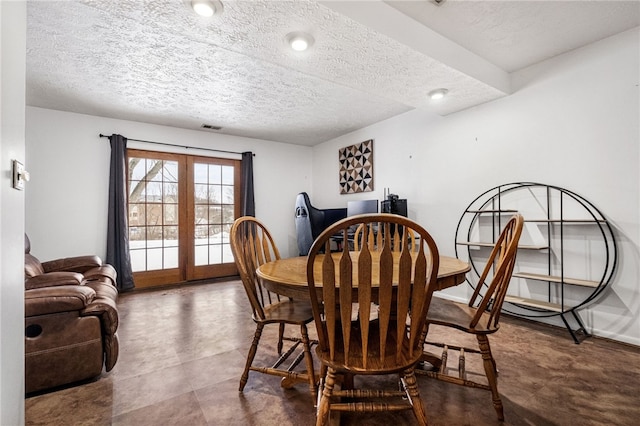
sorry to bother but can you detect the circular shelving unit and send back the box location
[454,182,617,342]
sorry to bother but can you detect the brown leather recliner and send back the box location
[24,234,120,394]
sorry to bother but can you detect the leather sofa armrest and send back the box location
[81,280,120,371]
[83,264,118,287]
[25,272,83,290]
[82,295,119,334]
[82,280,119,334]
[41,255,103,274]
[25,285,96,317]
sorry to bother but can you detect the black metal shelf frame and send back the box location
[454,182,618,344]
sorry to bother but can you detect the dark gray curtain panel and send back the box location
[107,134,135,291]
[241,152,255,217]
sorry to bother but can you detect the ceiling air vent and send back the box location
[201,124,222,131]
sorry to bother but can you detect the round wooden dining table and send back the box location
[256,251,471,394]
[256,252,471,299]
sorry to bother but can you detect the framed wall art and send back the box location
[339,139,373,194]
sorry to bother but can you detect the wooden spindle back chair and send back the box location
[307,213,439,426]
[230,216,317,403]
[418,213,524,421]
[352,222,418,253]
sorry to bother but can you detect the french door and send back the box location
[127,149,240,288]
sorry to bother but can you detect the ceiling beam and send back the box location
[320,0,512,94]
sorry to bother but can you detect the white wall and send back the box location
[312,28,640,345]
[25,108,313,261]
[1,1,26,424]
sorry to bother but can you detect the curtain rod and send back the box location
[98,134,253,156]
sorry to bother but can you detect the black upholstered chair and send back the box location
[294,192,347,255]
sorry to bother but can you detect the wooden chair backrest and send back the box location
[469,214,524,330]
[353,223,418,253]
[230,216,282,321]
[307,213,439,370]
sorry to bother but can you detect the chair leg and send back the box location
[420,323,430,345]
[278,323,285,355]
[403,368,428,426]
[420,324,443,371]
[320,363,328,380]
[316,364,328,409]
[316,368,337,426]
[477,335,504,421]
[300,323,318,403]
[240,323,264,392]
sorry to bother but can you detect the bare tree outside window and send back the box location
[128,158,179,271]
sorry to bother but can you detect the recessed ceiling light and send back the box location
[286,32,314,52]
[428,88,448,100]
[190,0,223,18]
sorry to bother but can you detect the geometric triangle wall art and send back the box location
[339,139,374,194]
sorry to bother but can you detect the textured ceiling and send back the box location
[386,0,640,73]
[26,1,640,146]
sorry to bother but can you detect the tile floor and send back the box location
[25,280,640,425]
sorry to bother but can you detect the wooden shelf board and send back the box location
[457,241,549,250]
[524,219,607,224]
[504,295,564,312]
[512,272,600,288]
[466,209,518,214]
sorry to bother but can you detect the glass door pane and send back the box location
[127,150,186,288]
[128,157,181,272]
[187,157,240,280]
[193,163,235,266]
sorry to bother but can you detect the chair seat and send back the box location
[260,299,314,324]
[316,320,422,374]
[426,297,496,334]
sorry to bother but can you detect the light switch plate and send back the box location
[12,160,26,190]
